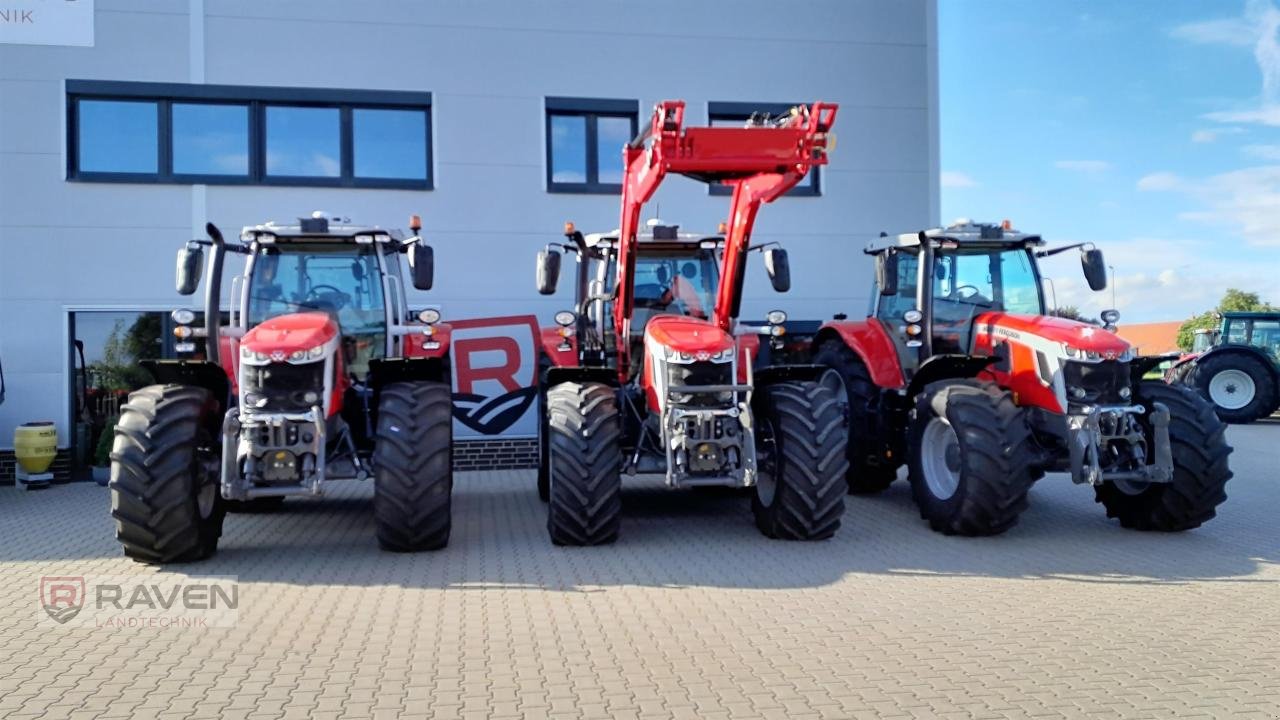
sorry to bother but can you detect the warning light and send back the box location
[564,221,576,235]
[1001,219,1013,230]
[409,214,422,233]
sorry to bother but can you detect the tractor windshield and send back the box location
[603,247,720,334]
[245,243,387,373]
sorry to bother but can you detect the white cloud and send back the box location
[1136,172,1183,191]
[1179,1,1280,127]
[940,171,977,188]
[1191,127,1245,142]
[1243,143,1280,159]
[1170,17,1255,47]
[1054,160,1111,173]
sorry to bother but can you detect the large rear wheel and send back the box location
[373,381,453,552]
[906,380,1038,536]
[545,381,622,546]
[111,384,225,564]
[1191,351,1276,424]
[751,377,848,541]
[814,341,898,494]
[1095,381,1232,531]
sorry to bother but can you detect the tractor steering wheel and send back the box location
[950,284,981,302]
[305,284,350,311]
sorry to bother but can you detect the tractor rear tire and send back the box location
[906,380,1038,536]
[536,388,550,502]
[1094,381,1233,531]
[545,381,622,546]
[225,497,285,513]
[373,381,453,552]
[110,384,225,564]
[751,379,848,541]
[1191,351,1277,424]
[814,341,898,494]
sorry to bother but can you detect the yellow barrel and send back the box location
[14,422,58,474]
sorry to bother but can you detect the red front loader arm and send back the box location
[613,100,837,375]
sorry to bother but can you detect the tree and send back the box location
[1176,289,1276,351]
[1051,305,1099,325]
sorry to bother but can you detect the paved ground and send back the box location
[0,421,1277,720]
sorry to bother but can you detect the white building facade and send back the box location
[0,0,938,479]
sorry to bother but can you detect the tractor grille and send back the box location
[241,360,326,413]
[666,360,734,407]
[1063,360,1130,406]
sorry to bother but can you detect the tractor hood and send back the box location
[645,315,735,356]
[975,312,1132,358]
[241,312,339,357]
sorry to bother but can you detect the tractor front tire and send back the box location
[373,381,453,552]
[906,380,1038,536]
[545,381,622,546]
[814,341,898,494]
[751,379,848,541]
[111,384,225,564]
[1095,381,1232,531]
[1191,351,1277,424]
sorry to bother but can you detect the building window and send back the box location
[77,99,159,174]
[545,97,638,194]
[706,101,821,197]
[67,81,432,189]
[172,103,249,177]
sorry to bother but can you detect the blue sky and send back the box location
[939,0,1280,323]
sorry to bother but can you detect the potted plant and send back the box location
[92,418,117,486]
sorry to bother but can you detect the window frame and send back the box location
[66,80,432,190]
[706,101,821,197]
[545,96,639,195]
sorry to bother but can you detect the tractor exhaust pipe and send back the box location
[204,222,225,366]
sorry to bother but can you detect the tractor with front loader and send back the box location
[1167,311,1280,423]
[110,213,453,563]
[533,100,848,545]
[811,220,1233,535]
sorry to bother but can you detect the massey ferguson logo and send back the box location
[270,350,286,362]
[1104,350,1118,360]
[451,315,540,436]
[695,350,711,361]
[40,576,85,624]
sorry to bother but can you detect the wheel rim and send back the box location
[1208,369,1256,410]
[756,416,779,507]
[920,417,961,500]
[1113,478,1149,496]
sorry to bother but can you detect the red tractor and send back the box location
[533,100,848,545]
[111,213,453,563]
[811,220,1233,535]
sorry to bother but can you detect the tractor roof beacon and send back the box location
[110,212,454,563]
[1170,310,1280,424]
[534,100,849,546]
[810,219,1232,535]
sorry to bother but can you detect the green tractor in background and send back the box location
[1168,311,1280,424]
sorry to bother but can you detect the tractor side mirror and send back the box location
[410,243,434,290]
[876,250,899,296]
[1081,248,1107,291]
[176,245,204,296]
[764,247,790,293]
[536,249,561,295]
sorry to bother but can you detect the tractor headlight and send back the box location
[1100,309,1121,325]
[1063,344,1079,358]
[766,309,787,325]
[554,310,577,327]
[171,309,196,325]
[711,347,735,362]
[417,308,441,324]
[903,309,923,323]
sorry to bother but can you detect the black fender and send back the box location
[753,364,833,387]
[544,365,618,388]
[140,359,231,410]
[1196,344,1279,374]
[1130,352,1180,384]
[905,354,995,399]
[368,356,451,390]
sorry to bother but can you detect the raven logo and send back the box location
[40,576,85,624]
[450,315,539,436]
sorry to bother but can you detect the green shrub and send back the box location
[94,418,118,467]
